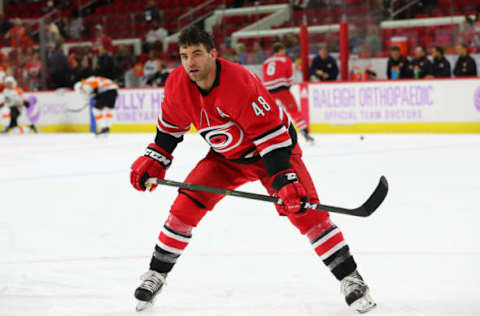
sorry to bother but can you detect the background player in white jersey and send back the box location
[262,42,314,143]
[0,76,38,134]
[74,76,118,135]
[129,26,375,314]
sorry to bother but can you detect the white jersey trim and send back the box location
[253,126,288,147]
[259,139,292,156]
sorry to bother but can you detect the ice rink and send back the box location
[1,133,479,316]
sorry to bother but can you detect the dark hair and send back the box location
[272,42,285,53]
[390,45,400,52]
[458,42,468,49]
[434,46,444,55]
[416,45,427,54]
[178,26,215,51]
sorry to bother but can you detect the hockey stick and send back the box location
[146,176,388,217]
[66,102,89,113]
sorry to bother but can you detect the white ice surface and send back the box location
[1,133,479,316]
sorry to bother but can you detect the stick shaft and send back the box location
[147,176,388,217]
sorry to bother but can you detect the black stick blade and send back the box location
[354,176,389,217]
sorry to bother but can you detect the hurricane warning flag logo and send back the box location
[474,88,480,112]
[27,95,41,123]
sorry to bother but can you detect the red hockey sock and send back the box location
[150,214,194,273]
[306,219,357,280]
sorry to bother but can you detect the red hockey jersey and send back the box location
[262,55,294,92]
[157,58,293,163]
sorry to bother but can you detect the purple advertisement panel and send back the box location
[114,89,164,123]
[311,83,437,123]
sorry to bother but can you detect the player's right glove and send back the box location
[130,143,173,192]
[271,170,307,215]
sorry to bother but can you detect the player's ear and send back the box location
[210,48,218,59]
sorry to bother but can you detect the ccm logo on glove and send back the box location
[145,147,172,167]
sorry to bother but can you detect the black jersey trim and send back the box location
[178,190,207,209]
[252,124,284,143]
[154,128,183,154]
[261,124,297,176]
[267,85,291,94]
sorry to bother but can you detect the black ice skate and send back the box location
[301,128,315,144]
[95,127,110,137]
[340,270,376,313]
[134,270,167,311]
[29,124,39,134]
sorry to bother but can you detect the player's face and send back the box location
[180,44,217,82]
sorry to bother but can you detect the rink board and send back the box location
[3,78,480,133]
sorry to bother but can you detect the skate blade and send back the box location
[135,300,153,312]
[351,293,377,314]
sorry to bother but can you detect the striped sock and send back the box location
[150,215,193,273]
[307,219,357,280]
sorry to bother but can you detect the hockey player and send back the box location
[130,26,376,313]
[74,76,118,135]
[262,42,314,143]
[0,76,38,134]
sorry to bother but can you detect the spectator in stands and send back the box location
[309,46,338,81]
[0,14,12,36]
[386,46,412,79]
[23,50,42,91]
[47,42,70,88]
[144,0,161,23]
[95,44,115,79]
[46,22,63,53]
[42,0,56,13]
[234,43,248,65]
[71,50,93,83]
[145,20,168,52]
[453,43,478,77]
[57,16,70,40]
[251,41,267,64]
[5,19,35,54]
[457,16,475,47]
[284,33,300,61]
[68,10,85,40]
[114,45,135,85]
[349,26,364,54]
[364,26,382,57]
[410,46,433,78]
[431,46,451,78]
[143,49,163,86]
[93,24,113,53]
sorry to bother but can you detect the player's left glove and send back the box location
[271,169,307,215]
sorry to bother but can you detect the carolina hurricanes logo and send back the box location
[199,121,244,153]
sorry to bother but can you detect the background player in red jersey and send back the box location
[262,42,314,143]
[129,26,375,313]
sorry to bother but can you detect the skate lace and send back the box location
[341,272,367,296]
[139,271,167,293]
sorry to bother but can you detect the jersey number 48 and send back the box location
[251,96,271,117]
